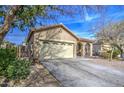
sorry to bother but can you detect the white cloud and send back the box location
[83,6,100,21]
[85,14,100,21]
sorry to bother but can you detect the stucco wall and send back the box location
[30,27,77,60]
[33,27,77,42]
[59,27,77,42]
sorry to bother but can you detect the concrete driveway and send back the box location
[41,58,124,87]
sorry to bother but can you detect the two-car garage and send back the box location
[40,40,75,60]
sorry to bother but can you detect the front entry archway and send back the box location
[77,42,93,57]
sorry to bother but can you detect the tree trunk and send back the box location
[120,50,123,58]
[0,35,4,47]
[0,35,3,46]
[0,24,10,47]
[109,48,114,61]
[0,32,8,46]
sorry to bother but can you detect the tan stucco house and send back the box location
[93,42,124,58]
[93,42,112,56]
[26,24,94,61]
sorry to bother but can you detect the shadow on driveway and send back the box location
[41,58,124,87]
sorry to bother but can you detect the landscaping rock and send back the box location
[35,64,44,69]
[8,80,15,87]
[0,77,6,85]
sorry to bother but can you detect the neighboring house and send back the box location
[26,24,94,61]
[93,42,112,56]
[93,42,124,59]
[0,40,16,49]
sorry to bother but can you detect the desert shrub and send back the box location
[0,48,31,80]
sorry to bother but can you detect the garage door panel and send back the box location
[40,41,74,59]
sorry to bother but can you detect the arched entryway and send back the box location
[77,42,93,57]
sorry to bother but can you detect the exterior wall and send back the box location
[30,27,77,60]
[101,44,111,52]
[59,27,77,42]
[73,43,77,58]
[82,42,86,56]
[77,41,93,57]
[77,42,93,56]
[93,43,112,56]
[89,43,93,56]
[34,27,61,41]
[34,27,77,42]
[27,25,94,60]
[93,43,124,58]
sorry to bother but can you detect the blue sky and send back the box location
[5,5,124,45]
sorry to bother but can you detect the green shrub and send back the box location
[6,59,31,80]
[0,48,17,76]
[0,48,31,80]
[107,49,121,58]
[112,49,121,58]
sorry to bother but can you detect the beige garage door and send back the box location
[40,41,74,59]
